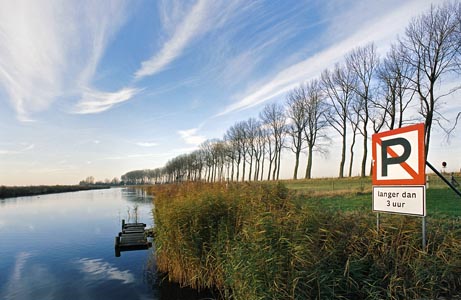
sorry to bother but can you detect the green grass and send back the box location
[426,188,461,217]
[285,175,461,217]
[282,176,371,192]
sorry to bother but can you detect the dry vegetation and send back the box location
[145,180,461,299]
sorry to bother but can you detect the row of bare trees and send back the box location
[123,1,461,183]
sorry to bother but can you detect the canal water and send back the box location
[0,188,212,300]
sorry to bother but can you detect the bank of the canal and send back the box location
[0,185,110,199]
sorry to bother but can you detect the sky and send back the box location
[0,0,460,185]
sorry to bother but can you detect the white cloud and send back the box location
[136,142,158,147]
[178,128,206,145]
[216,0,434,117]
[73,87,142,114]
[0,0,128,121]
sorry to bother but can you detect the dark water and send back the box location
[0,188,214,300]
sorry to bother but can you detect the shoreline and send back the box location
[0,185,111,199]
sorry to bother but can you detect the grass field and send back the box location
[286,174,461,217]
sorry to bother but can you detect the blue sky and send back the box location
[1,0,459,185]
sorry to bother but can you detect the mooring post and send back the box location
[115,236,120,248]
[121,219,125,230]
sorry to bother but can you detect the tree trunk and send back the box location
[339,129,346,178]
[360,124,368,177]
[293,150,300,180]
[253,158,261,181]
[425,110,432,160]
[267,157,272,181]
[260,157,265,181]
[236,159,240,182]
[305,145,313,179]
[272,150,278,180]
[242,158,246,182]
[276,148,282,180]
[348,133,356,177]
[248,158,253,181]
[231,160,234,181]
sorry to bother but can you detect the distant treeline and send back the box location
[0,185,110,199]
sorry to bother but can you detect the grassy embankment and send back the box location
[0,185,110,199]
[147,175,461,299]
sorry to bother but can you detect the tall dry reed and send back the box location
[147,182,461,299]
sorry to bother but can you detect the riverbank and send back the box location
[147,181,461,300]
[0,185,111,199]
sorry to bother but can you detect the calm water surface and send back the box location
[0,188,211,300]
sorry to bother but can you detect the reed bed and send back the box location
[147,182,461,300]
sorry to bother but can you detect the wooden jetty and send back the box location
[115,219,152,257]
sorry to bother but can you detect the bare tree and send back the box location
[377,45,415,130]
[346,43,379,177]
[260,103,286,180]
[199,140,213,182]
[253,124,266,181]
[286,86,309,180]
[264,126,276,181]
[244,118,259,181]
[303,79,329,179]
[223,134,237,181]
[321,64,355,178]
[225,123,245,182]
[399,1,461,158]
[347,107,360,177]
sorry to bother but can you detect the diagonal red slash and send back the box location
[376,138,418,179]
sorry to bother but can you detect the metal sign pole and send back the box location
[376,213,380,232]
[422,216,426,250]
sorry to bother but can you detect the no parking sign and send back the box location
[372,123,426,216]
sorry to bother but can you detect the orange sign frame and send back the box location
[372,123,425,185]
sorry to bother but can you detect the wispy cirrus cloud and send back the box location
[73,87,142,114]
[0,143,35,155]
[134,0,213,79]
[216,0,433,117]
[0,0,129,121]
[136,142,158,147]
[134,0,247,80]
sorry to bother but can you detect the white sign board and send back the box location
[373,186,426,216]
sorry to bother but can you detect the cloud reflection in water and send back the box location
[1,252,57,300]
[75,258,135,284]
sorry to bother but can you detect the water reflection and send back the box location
[1,251,57,300]
[0,188,214,300]
[76,258,135,284]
